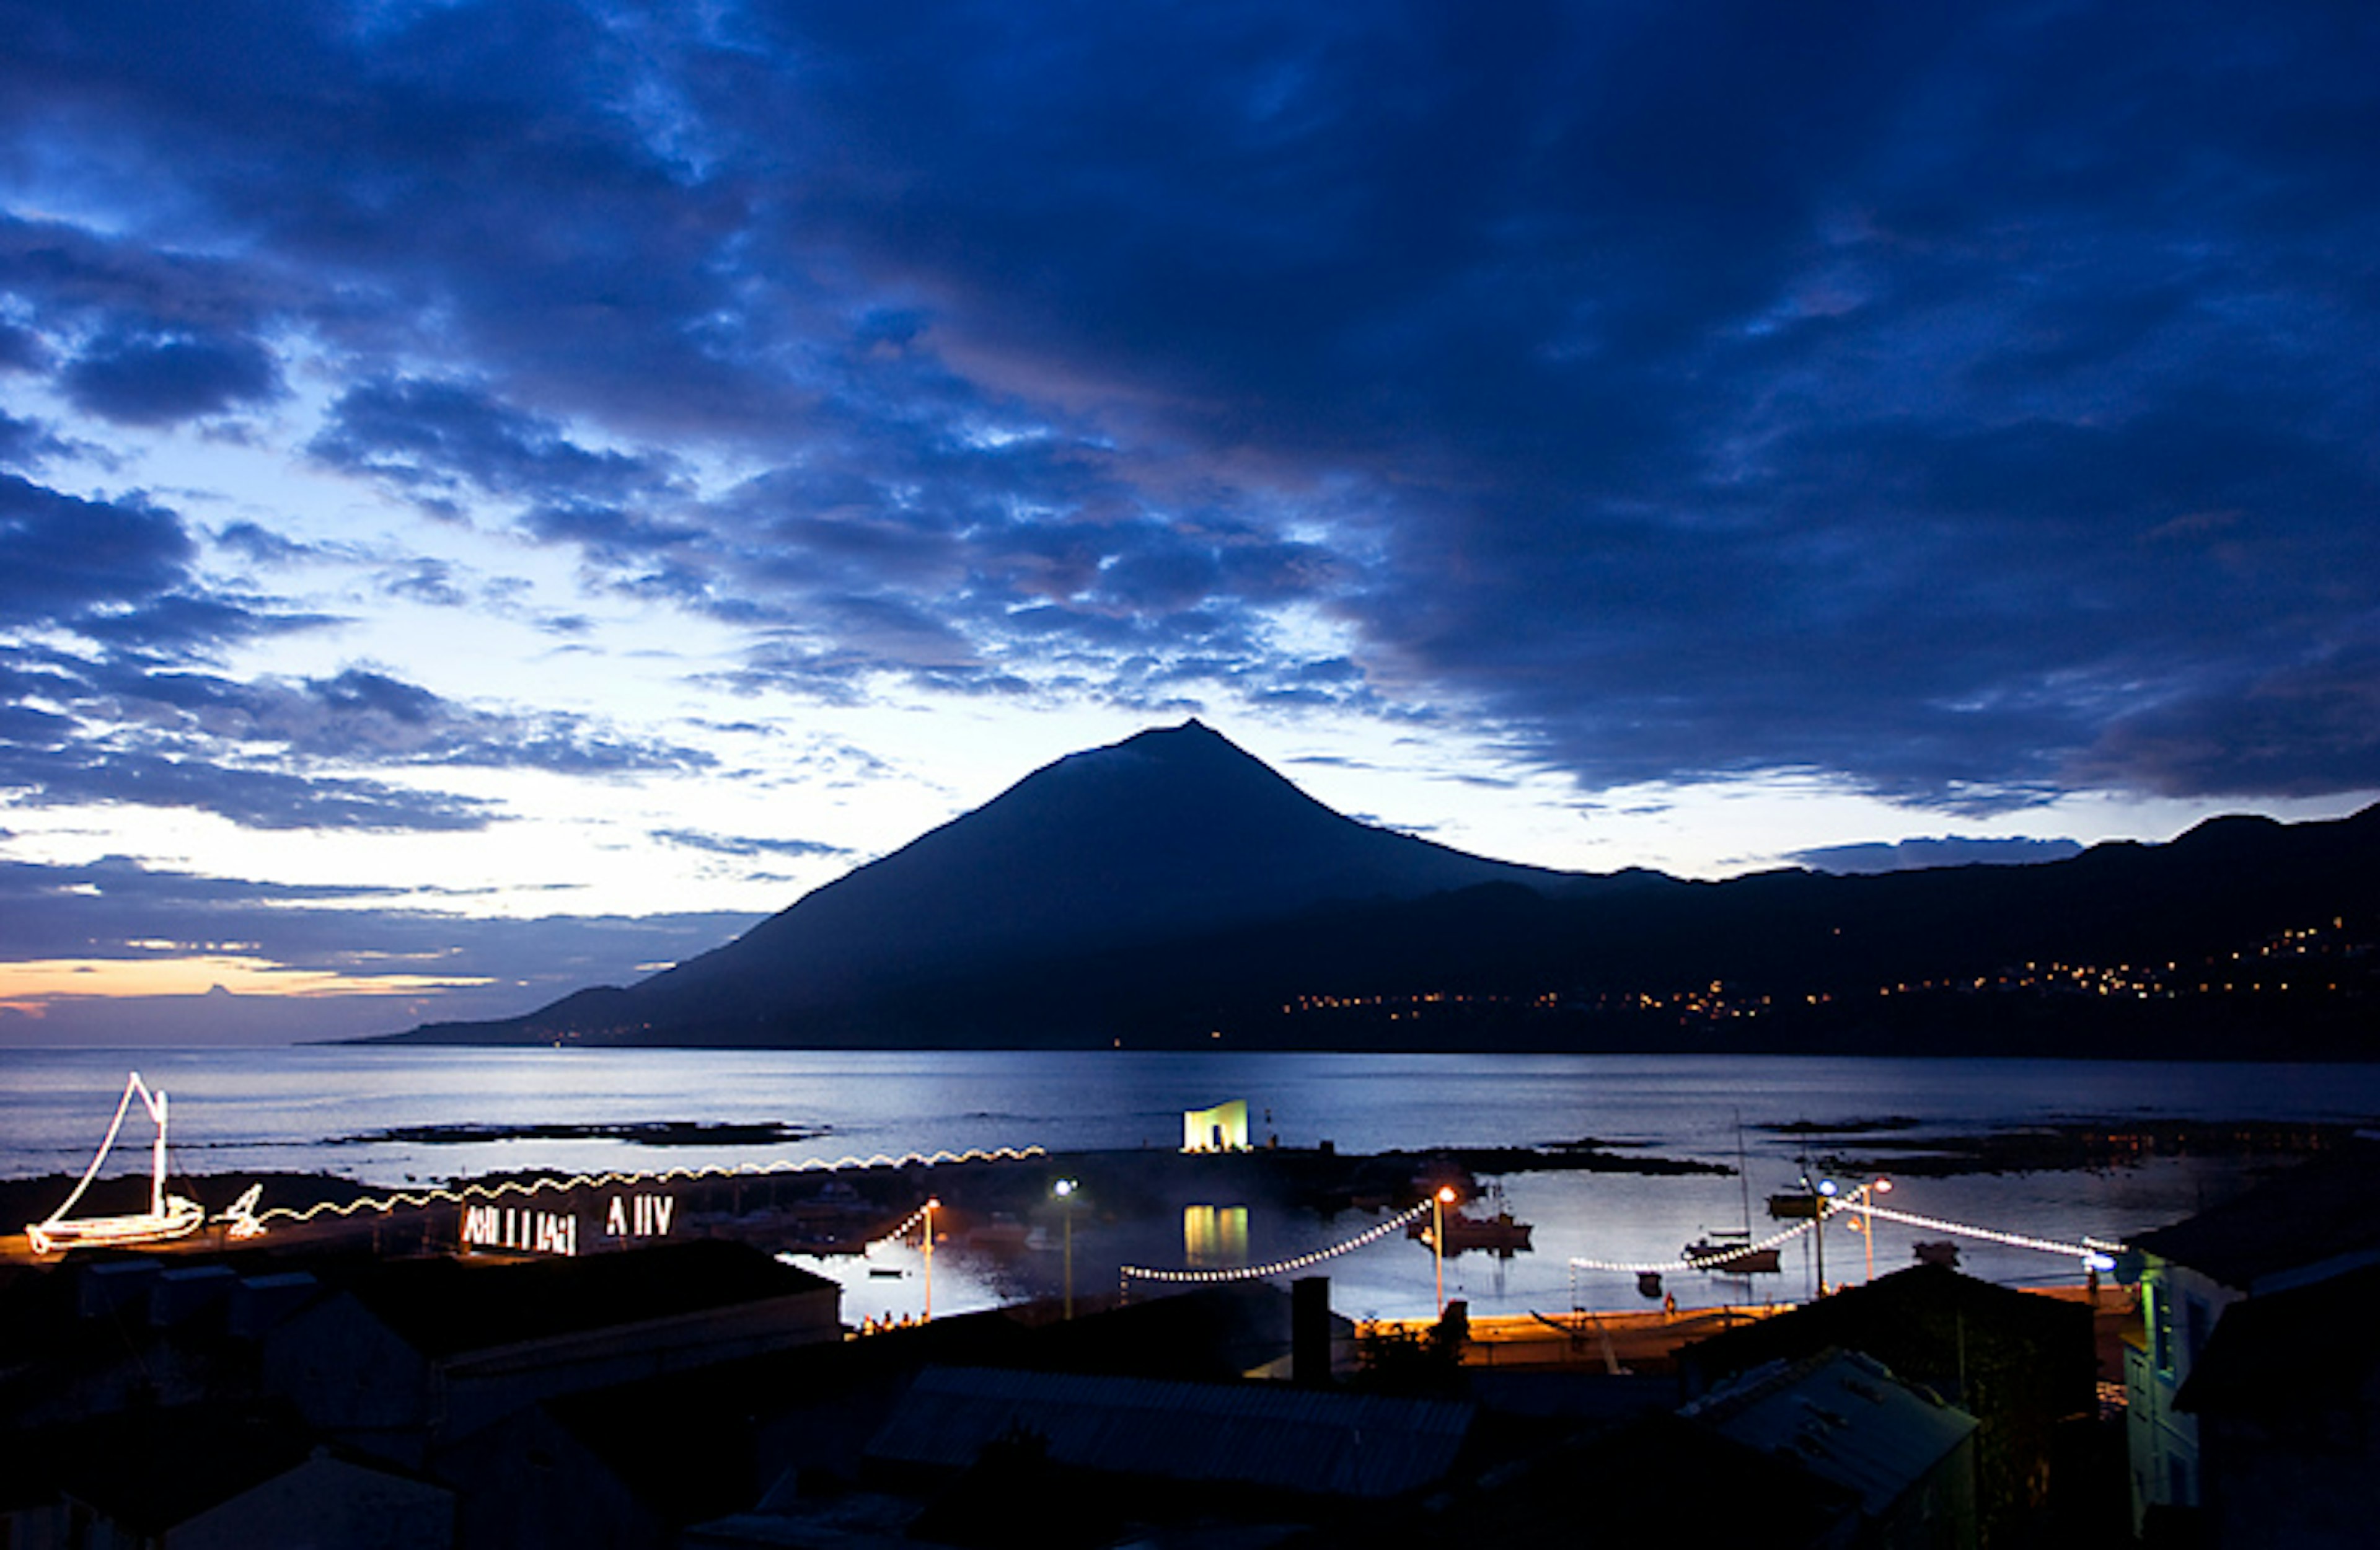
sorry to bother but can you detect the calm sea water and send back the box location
[6,1046,2375,1323]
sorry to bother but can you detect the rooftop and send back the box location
[868,1365,1473,1500]
[338,1238,836,1358]
[1684,1347,1977,1517]
[2130,1138,2380,1292]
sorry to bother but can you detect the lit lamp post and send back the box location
[1813,1178,1837,1295]
[1849,1178,1890,1284]
[922,1197,938,1321]
[1052,1178,1078,1319]
[1432,1186,1457,1314]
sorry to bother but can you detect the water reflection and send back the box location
[1184,1204,1249,1266]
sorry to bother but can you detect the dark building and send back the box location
[1678,1264,2096,1543]
[1684,1348,1979,1549]
[440,1307,1033,1549]
[2173,1262,2380,1549]
[1,1401,454,1549]
[261,1239,842,1465]
[2123,1139,2380,1539]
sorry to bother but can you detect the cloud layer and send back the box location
[0,2,2375,1039]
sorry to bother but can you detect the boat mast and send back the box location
[1736,1108,1753,1238]
[149,1085,168,1218]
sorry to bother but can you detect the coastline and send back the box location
[3,1114,2347,1275]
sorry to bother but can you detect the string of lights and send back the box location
[1853,1200,2118,1267]
[1119,1200,1434,1285]
[249,1146,1046,1227]
[868,1199,937,1250]
[1567,1213,1826,1276]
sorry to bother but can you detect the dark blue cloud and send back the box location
[0,630,712,835]
[653,828,849,861]
[0,410,68,469]
[61,328,281,425]
[0,852,756,968]
[213,519,328,566]
[310,376,684,510]
[1789,836,2086,876]
[0,744,493,831]
[0,0,2373,812]
[0,853,765,1042]
[0,473,193,620]
[60,661,717,775]
[0,320,45,371]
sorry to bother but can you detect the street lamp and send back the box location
[922,1197,938,1321]
[1854,1178,1889,1284]
[1052,1179,1078,1319]
[1432,1186,1457,1314]
[1814,1178,1838,1295]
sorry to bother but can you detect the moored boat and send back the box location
[1683,1234,1782,1275]
[1409,1207,1534,1254]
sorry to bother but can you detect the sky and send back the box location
[2,1,2375,1046]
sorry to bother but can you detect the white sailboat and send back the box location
[25,1072,206,1254]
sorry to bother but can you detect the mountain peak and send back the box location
[505,721,1579,1036]
[1101,716,1240,760]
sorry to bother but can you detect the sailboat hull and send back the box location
[1683,1239,1783,1275]
[28,1195,205,1255]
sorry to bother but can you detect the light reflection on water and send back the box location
[4,1046,2374,1320]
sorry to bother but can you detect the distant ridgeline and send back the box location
[376,723,2380,1059]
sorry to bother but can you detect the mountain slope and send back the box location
[392,720,1604,1044]
[381,724,2380,1055]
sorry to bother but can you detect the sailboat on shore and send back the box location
[25,1072,206,1255]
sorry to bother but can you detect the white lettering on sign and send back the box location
[461,1203,578,1256]
[601,1192,677,1240]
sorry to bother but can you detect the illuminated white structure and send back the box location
[1182,1099,1248,1153]
[25,1071,205,1255]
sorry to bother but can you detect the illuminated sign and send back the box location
[464,1204,579,1256]
[604,1192,676,1239]
[461,1191,682,1256]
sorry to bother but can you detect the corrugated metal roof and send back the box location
[868,1365,1473,1499]
[1683,1349,1975,1516]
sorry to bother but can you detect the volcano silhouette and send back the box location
[395,720,1598,1046]
[382,721,2380,1056]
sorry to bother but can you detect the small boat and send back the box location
[1689,1119,1781,1274]
[25,1072,205,1256]
[1409,1209,1534,1255]
[1683,1234,1782,1275]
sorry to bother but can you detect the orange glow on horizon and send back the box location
[0,954,495,1013]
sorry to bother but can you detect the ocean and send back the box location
[6,1045,2375,1323]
